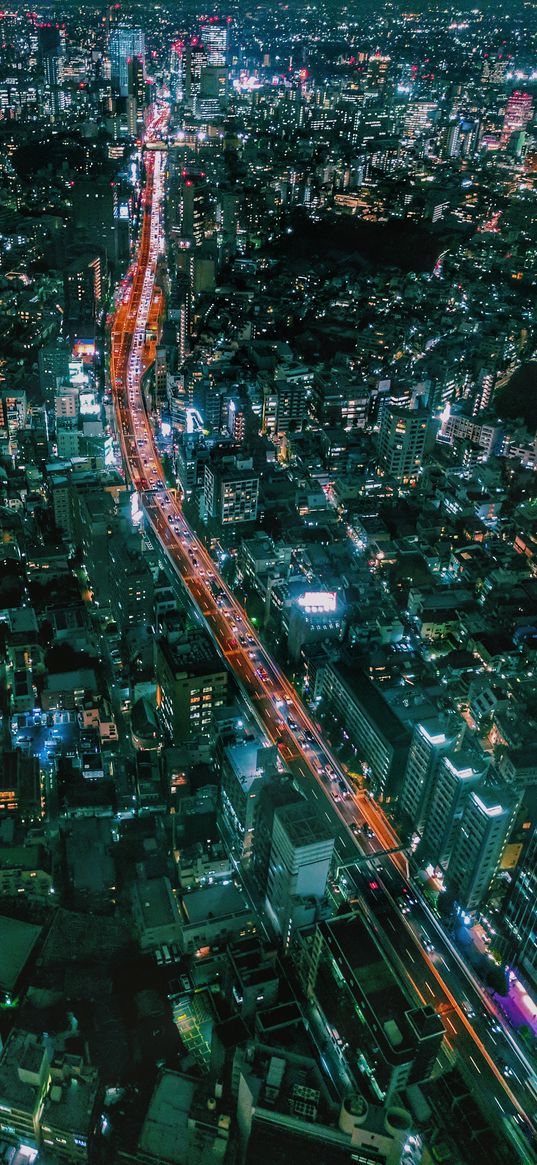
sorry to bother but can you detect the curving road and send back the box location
[109,106,537,1158]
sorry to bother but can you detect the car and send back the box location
[421,932,435,954]
[350,822,360,837]
[155,950,163,966]
[461,998,475,1018]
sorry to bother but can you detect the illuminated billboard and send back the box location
[297,591,337,613]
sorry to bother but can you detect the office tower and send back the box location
[447,789,516,910]
[63,250,103,341]
[38,24,65,117]
[265,800,334,945]
[155,630,228,741]
[71,177,117,261]
[38,341,71,399]
[180,174,207,247]
[216,185,240,265]
[50,475,77,541]
[421,749,488,868]
[377,403,430,486]
[501,90,533,147]
[183,40,207,106]
[200,17,231,67]
[127,54,147,128]
[400,720,459,834]
[109,25,145,98]
[365,52,391,92]
[403,100,438,141]
[170,40,184,103]
[504,826,537,988]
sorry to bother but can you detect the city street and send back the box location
[109,105,537,1157]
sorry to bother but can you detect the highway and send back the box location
[109,105,536,1157]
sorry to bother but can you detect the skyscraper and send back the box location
[109,25,145,98]
[38,23,65,116]
[199,17,231,67]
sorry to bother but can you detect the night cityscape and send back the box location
[1,1,537,1163]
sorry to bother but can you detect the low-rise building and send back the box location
[131,875,183,951]
[178,881,257,955]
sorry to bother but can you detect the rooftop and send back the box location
[41,1069,99,1136]
[328,662,411,747]
[138,1072,196,1164]
[0,914,42,992]
[274,801,335,848]
[181,881,251,926]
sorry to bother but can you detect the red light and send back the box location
[369,880,379,891]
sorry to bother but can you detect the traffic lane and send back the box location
[404,905,535,1087]
[369,886,530,1122]
[118,124,537,1144]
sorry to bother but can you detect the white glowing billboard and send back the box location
[298,591,337,612]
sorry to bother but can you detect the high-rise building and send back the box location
[421,749,488,869]
[218,740,278,863]
[377,403,430,486]
[203,457,259,528]
[109,25,145,98]
[155,630,228,741]
[179,173,207,247]
[38,341,71,399]
[447,788,516,910]
[63,250,103,341]
[252,774,303,894]
[108,535,155,630]
[38,23,65,116]
[265,800,334,945]
[200,17,231,67]
[183,40,207,106]
[400,719,460,834]
[501,90,533,147]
